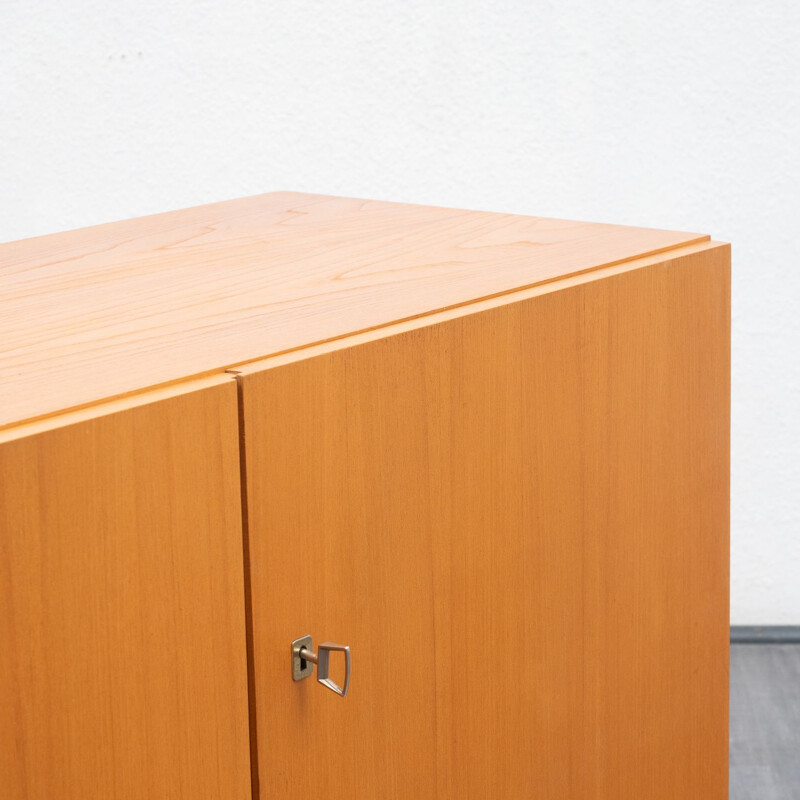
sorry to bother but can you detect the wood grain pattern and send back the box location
[239,244,730,799]
[0,192,707,429]
[0,377,252,799]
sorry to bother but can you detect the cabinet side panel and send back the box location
[242,245,729,799]
[0,381,252,799]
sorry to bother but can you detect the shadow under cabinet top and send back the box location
[0,191,711,430]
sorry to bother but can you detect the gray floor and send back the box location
[730,644,800,799]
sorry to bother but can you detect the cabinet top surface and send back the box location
[0,191,707,429]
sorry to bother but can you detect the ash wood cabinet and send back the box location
[0,193,730,799]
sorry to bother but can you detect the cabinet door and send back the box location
[239,247,730,799]
[0,378,252,799]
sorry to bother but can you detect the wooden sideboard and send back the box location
[0,193,730,799]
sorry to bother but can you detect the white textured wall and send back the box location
[2,1,799,623]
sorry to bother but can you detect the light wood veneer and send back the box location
[0,192,706,429]
[0,194,730,799]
